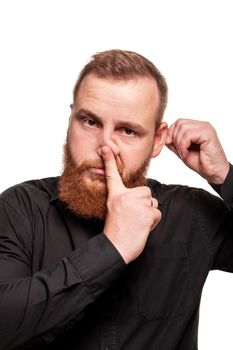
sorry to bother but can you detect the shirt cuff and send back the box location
[69,233,126,300]
[210,163,233,210]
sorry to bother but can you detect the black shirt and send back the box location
[0,167,233,350]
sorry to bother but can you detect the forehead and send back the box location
[75,74,160,124]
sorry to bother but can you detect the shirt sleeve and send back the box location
[202,164,233,272]
[0,197,125,349]
[210,163,233,211]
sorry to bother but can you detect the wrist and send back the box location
[103,232,131,264]
[208,162,230,185]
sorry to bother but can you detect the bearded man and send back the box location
[0,49,232,350]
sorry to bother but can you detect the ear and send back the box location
[151,122,168,158]
[68,104,74,123]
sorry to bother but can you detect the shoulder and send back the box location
[146,177,225,213]
[0,177,59,213]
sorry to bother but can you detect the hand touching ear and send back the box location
[166,118,229,184]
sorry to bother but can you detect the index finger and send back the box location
[101,146,125,195]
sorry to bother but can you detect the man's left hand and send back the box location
[166,118,230,184]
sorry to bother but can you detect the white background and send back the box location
[0,0,233,348]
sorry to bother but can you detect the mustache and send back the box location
[77,157,123,175]
[78,160,104,171]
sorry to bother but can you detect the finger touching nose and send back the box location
[101,146,125,195]
[98,130,120,157]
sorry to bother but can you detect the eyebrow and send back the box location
[74,108,103,126]
[74,108,148,133]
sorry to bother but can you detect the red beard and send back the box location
[58,143,150,220]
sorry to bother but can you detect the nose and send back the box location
[97,128,120,158]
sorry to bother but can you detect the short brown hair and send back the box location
[73,49,168,123]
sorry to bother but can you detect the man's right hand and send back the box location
[101,146,161,264]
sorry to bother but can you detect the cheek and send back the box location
[120,149,142,173]
[69,122,99,147]
[121,142,153,172]
[68,128,98,165]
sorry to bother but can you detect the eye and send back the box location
[83,117,98,128]
[121,127,136,136]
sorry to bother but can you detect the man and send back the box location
[0,49,232,350]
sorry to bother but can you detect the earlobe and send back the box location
[151,122,168,158]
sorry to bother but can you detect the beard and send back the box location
[58,143,151,220]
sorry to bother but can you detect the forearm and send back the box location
[0,234,125,349]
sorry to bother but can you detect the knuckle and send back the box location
[117,192,131,207]
[148,208,161,224]
[175,118,184,126]
[107,192,128,212]
[153,208,162,222]
[204,121,211,128]
[144,187,152,197]
[157,209,162,221]
[113,193,124,205]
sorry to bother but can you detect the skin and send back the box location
[68,74,229,264]
[68,74,167,189]
[166,118,230,184]
[68,74,167,263]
